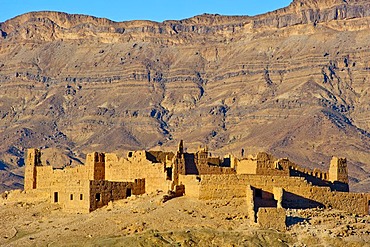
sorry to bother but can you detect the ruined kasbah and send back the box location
[3,140,370,231]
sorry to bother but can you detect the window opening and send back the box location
[96,193,101,202]
[166,167,172,180]
[54,192,59,203]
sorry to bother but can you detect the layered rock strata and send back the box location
[1,0,370,191]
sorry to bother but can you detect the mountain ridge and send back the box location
[2,0,370,43]
[1,0,370,192]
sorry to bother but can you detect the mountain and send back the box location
[1,0,370,192]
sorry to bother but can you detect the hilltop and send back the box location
[1,192,370,246]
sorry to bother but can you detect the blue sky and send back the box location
[1,0,292,23]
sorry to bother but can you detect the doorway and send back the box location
[126,188,132,197]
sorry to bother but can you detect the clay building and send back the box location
[24,149,145,213]
[23,141,370,224]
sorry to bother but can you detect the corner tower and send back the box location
[86,152,105,180]
[24,148,42,191]
[329,157,349,184]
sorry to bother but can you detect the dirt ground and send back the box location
[0,191,369,246]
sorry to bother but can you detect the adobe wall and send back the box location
[194,174,310,200]
[196,163,235,175]
[34,166,53,190]
[236,159,257,174]
[246,185,256,222]
[35,165,89,188]
[105,152,171,193]
[32,164,94,213]
[54,181,91,213]
[1,189,49,203]
[319,191,368,215]
[236,153,290,176]
[280,182,368,215]
[27,149,107,191]
[176,152,235,176]
[257,208,286,231]
[254,153,290,176]
[184,174,370,215]
[89,179,145,212]
[236,152,342,187]
[178,175,201,198]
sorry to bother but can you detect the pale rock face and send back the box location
[1,0,370,192]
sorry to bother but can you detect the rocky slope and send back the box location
[1,0,370,191]
[0,193,369,246]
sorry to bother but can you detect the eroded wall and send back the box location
[257,208,286,231]
[184,174,370,215]
[105,151,171,193]
[89,179,145,212]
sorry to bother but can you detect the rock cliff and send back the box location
[1,0,370,191]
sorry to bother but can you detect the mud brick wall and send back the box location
[34,166,53,190]
[105,152,171,193]
[197,175,248,199]
[132,179,146,195]
[196,163,236,175]
[283,184,369,215]
[304,189,368,215]
[257,208,286,231]
[196,174,310,200]
[3,189,49,203]
[57,181,90,213]
[33,165,93,213]
[236,159,257,174]
[178,175,201,198]
[89,180,140,212]
[246,185,256,222]
[189,174,370,215]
